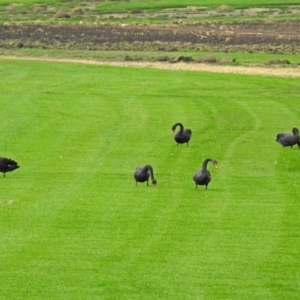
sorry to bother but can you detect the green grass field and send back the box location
[0,58,300,299]
[1,0,299,26]
[1,0,298,7]
[95,0,300,11]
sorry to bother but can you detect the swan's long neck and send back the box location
[144,165,154,179]
[202,158,212,171]
[175,123,184,132]
[293,128,299,135]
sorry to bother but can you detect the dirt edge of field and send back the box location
[2,55,300,78]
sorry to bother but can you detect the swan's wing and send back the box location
[134,166,150,182]
[280,134,299,145]
[184,129,192,135]
[193,170,203,180]
[0,157,18,166]
[134,166,143,176]
[278,132,292,137]
[276,131,294,142]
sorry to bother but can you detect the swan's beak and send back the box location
[214,163,218,168]
[172,130,175,134]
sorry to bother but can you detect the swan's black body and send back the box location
[0,157,20,177]
[276,127,300,148]
[193,158,218,189]
[171,123,192,146]
[134,165,157,186]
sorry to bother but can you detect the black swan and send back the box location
[171,123,192,146]
[193,158,218,189]
[134,165,157,186]
[0,157,20,177]
[276,127,300,148]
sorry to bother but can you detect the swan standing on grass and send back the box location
[134,165,157,186]
[171,123,192,146]
[276,127,300,148]
[193,158,218,189]
[0,157,20,177]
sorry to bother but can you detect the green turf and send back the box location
[1,0,297,6]
[0,58,299,299]
[95,0,300,12]
[1,1,299,24]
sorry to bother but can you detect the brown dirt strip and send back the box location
[1,55,300,78]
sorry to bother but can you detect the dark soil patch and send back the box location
[0,20,299,54]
